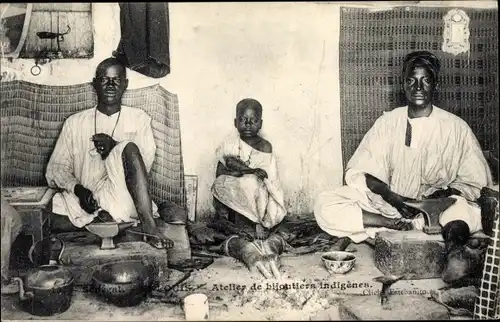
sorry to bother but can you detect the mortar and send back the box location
[86,222,136,249]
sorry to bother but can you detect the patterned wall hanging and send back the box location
[339,6,498,174]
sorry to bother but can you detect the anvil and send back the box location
[403,197,458,235]
[373,274,404,306]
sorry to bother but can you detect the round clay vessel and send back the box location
[321,251,356,274]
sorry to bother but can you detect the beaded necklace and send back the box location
[238,139,254,166]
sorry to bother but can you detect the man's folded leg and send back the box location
[51,191,98,228]
[97,141,172,248]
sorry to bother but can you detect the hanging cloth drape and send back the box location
[113,2,170,78]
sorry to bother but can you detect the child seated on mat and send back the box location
[211,98,287,239]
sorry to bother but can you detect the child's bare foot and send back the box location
[255,224,269,240]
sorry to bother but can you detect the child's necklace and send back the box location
[238,139,253,166]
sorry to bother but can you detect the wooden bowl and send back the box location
[321,251,356,274]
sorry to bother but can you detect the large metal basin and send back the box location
[91,260,157,307]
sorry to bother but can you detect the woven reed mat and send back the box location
[474,189,500,320]
[339,7,498,171]
[0,81,186,208]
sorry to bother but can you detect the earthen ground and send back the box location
[2,243,464,321]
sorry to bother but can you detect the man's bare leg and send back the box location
[359,212,412,248]
[362,210,413,230]
[122,142,173,248]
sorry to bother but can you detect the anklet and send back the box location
[224,235,240,256]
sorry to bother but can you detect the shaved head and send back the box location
[93,57,129,107]
[95,57,127,78]
[236,98,263,118]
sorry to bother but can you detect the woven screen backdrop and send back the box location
[339,7,499,171]
[474,198,499,320]
[0,81,186,208]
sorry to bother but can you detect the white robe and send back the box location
[45,106,158,228]
[211,134,287,229]
[314,106,493,243]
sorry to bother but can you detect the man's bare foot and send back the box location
[142,227,174,249]
[387,218,413,231]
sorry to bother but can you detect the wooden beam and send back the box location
[32,4,91,12]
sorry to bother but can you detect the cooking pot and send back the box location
[91,260,157,307]
[13,236,74,316]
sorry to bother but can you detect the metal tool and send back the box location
[373,274,405,306]
[163,271,192,294]
[85,222,135,249]
[403,197,458,234]
[36,25,71,54]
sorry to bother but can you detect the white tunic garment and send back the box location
[45,105,158,227]
[314,106,493,243]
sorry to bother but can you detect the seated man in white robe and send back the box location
[211,98,287,239]
[45,57,173,249]
[314,51,493,251]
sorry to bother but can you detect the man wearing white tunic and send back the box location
[314,51,493,244]
[46,57,172,249]
[211,98,287,239]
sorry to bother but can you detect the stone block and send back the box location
[374,230,446,279]
[60,241,170,286]
[338,295,450,320]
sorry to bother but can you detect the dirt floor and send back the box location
[2,243,457,321]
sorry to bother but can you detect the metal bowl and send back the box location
[15,265,74,316]
[321,251,356,274]
[91,260,157,307]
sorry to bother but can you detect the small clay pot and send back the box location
[321,251,356,274]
